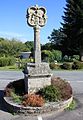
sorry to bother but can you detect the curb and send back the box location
[4,96,73,115]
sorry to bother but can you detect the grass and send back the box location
[0,65,21,71]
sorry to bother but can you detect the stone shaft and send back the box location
[34,26,41,63]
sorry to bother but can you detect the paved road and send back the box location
[0,71,24,90]
[0,70,83,120]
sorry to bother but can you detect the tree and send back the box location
[48,29,65,51]
[0,38,29,57]
[41,42,52,51]
[61,0,83,61]
[25,41,34,52]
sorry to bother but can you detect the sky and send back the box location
[0,0,66,44]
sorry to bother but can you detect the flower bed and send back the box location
[4,77,73,114]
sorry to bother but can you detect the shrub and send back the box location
[51,77,72,100]
[22,94,44,107]
[72,55,80,61]
[51,50,62,62]
[42,50,62,63]
[37,85,61,102]
[10,92,22,104]
[8,57,16,66]
[49,63,60,70]
[66,100,77,110]
[72,61,83,69]
[0,57,16,67]
[61,62,72,70]
[63,55,73,62]
[0,57,8,66]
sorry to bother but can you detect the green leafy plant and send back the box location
[10,92,22,104]
[66,100,77,110]
[37,85,61,102]
[0,57,16,67]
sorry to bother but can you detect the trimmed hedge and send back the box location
[61,62,72,70]
[72,61,83,69]
[49,63,60,70]
[0,57,16,67]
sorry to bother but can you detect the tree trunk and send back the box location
[80,49,83,62]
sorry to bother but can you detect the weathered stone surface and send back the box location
[25,75,51,93]
[4,96,73,114]
[26,62,51,76]
[23,62,52,93]
[26,5,47,64]
[24,5,51,93]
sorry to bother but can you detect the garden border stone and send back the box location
[3,96,73,115]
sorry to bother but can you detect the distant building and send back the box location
[20,52,31,59]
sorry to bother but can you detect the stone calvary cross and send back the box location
[26,4,47,63]
[23,5,51,94]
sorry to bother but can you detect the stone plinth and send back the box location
[23,63,51,93]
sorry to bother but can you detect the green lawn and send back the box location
[0,65,21,71]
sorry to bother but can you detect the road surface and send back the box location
[0,70,83,120]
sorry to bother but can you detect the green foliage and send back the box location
[49,63,60,70]
[72,55,80,61]
[11,92,22,104]
[52,50,62,62]
[48,29,64,48]
[72,61,83,69]
[66,100,77,110]
[41,50,52,62]
[0,38,29,57]
[25,41,34,52]
[42,50,62,63]
[41,42,52,51]
[0,57,16,67]
[61,62,72,70]
[37,85,61,102]
[17,58,34,69]
[61,0,83,57]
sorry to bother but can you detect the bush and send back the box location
[51,77,72,100]
[49,63,60,70]
[37,85,61,102]
[61,62,72,70]
[72,55,80,61]
[8,57,16,66]
[10,92,22,104]
[51,50,62,62]
[42,50,62,63]
[0,57,16,67]
[66,100,77,110]
[22,94,44,107]
[63,55,73,62]
[72,61,83,69]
